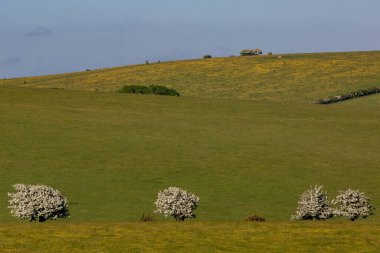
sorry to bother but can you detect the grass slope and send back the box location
[1,222,380,252]
[1,86,379,222]
[1,51,380,102]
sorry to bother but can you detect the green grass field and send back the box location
[1,86,379,222]
[0,51,379,252]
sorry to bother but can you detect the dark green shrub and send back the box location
[139,214,154,222]
[268,52,273,56]
[245,215,265,222]
[118,85,150,94]
[240,48,263,56]
[117,85,180,97]
[203,55,212,59]
[149,85,180,96]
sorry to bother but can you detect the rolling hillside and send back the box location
[0,86,379,222]
[1,51,380,102]
[1,51,380,251]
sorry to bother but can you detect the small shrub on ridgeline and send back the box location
[139,214,155,222]
[203,55,212,59]
[291,185,332,220]
[240,48,263,56]
[245,215,265,222]
[154,186,200,221]
[268,52,273,56]
[332,189,375,221]
[8,184,69,222]
[117,85,180,96]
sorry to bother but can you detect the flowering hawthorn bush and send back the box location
[291,185,332,220]
[332,189,375,221]
[8,184,69,222]
[154,186,200,221]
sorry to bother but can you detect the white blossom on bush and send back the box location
[332,189,374,221]
[291,185,332,220]
[154,186,200,221]
[8,184,69,222]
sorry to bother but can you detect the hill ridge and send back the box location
[1,51,380,102]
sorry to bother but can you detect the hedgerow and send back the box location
[317,87,380,104]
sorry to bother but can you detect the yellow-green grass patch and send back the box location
[1,221,379,252]
[1,51,380,102]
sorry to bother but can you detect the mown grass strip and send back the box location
[1,222,379,252]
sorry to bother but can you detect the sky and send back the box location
[1,0,380,78]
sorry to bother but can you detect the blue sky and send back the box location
[1,0,379,77]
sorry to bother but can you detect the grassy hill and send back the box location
[1,51,379,251]
[1,51,380,102]
[1,86,379,222]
